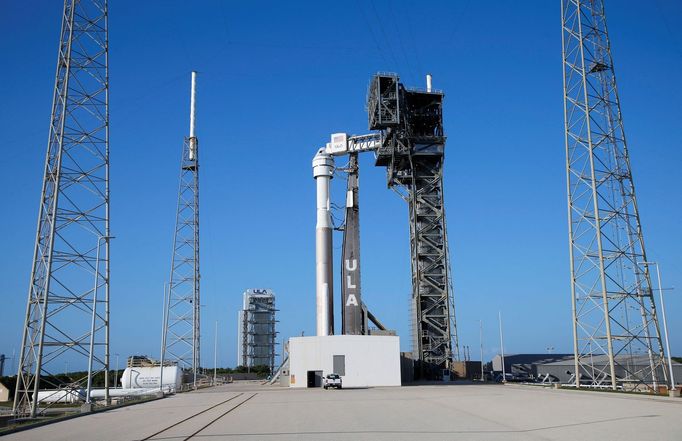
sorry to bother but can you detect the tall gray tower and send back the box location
[561,0,668,391]
[14,0,110,417]
[369,74,459,377]
[161,72,201,388]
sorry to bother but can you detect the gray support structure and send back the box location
[562,0,668,391]
[14,0,110,417]
[162,72,201,388]
[369,73,459,376]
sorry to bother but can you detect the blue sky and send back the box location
[0,0,681,371]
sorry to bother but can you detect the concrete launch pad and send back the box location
[4,382,681,440]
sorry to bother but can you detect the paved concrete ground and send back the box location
[4,382,682,440]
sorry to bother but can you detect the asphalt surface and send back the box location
[4,382,682,440]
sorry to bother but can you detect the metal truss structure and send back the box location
[14,0,110,417]
[161,73,201,387]
[562,0,668,391]
[369,73,459,375]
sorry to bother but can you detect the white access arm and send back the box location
[325,133,382,156]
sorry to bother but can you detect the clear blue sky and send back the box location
[1,1,680,371]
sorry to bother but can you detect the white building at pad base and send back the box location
[288,335,401,388]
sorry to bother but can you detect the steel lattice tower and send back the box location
[13,0,110,417]
[161,72,201,388]
[562,0,668,391]
[369,74,459,376]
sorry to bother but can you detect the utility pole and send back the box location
[162,71,201,389]
[214,321,218,385]
[562,0,667,391]
[14,0,109,418]
[114,353,120,389]
[498,311,506,383]
[640,262,676,389]
[479,320,484,381]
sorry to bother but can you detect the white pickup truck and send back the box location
[323,373,342,389]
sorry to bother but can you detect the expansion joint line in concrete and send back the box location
[181,393,258,441]
[139,393,246,441]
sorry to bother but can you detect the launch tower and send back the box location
[368,73,459,375]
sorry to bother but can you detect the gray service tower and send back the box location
[370,73,457,376]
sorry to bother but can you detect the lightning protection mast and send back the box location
[14,0,110,417]
[161,71,201,388]
[562,0,668,391]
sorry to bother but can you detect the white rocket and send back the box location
[312,149,335,336]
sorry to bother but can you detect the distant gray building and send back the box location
[237,289,278,372]
[490,353,682,387]
[536,355,682,386]
[492,354,573,379]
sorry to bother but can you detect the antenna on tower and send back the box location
[161,71,201,389]
[189,71,197,160]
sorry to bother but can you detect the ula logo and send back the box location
[345,259,358,306]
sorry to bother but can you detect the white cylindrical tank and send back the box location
[121,366,182,391]
[37,387,166,403]
[36,389,84,403]
[312,149,335,336]
[426,73,432,92]
[89,388,162,398]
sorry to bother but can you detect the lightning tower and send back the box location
[562,0,668,391]
[369,74,459,376]
[14,0,110,417]
[161,72,201,388]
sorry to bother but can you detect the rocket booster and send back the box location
[312,149,334,336]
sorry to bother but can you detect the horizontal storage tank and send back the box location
[89,388,161,398]
[121,366,182,390]
[37,387,165,403]
[37,389,84,403]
